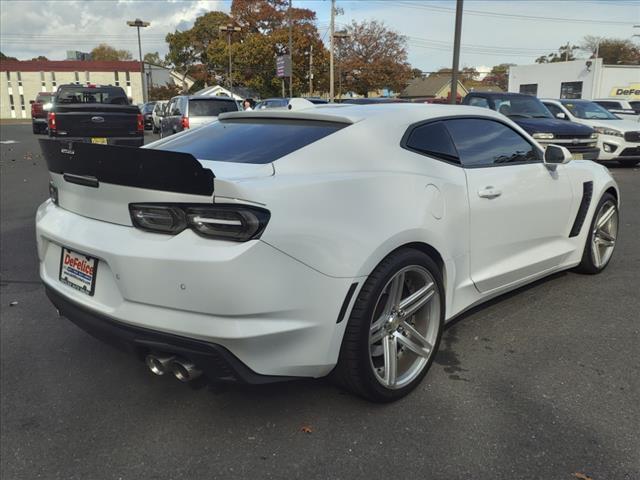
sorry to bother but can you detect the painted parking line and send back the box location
[0,140,19,144]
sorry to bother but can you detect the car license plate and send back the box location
[59,247,98,296]
[573,153,583,160]
[91,137,107,145]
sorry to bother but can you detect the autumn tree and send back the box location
[340,20,411,97]
[0,52,18,61]
[581,36,640,65]
[90,44,133,61]
[148,82,182,100]
[482,63,515,91]
[144,52,167,66]
[535,44,580,63]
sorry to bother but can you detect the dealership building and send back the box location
[0,60,163,119]
[508,59,639,100]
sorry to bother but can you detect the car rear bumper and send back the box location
[48,136,144,147]
[45,285,294,384]
[32,118,47,124]
[36,201,356,379]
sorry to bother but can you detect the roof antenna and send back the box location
[287,98,316,111]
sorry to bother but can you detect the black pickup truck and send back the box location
[48,84,144,147]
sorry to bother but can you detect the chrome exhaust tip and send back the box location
[170,359,202,382]
[145,354,176,376]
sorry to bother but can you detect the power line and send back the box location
[395,1,635,26]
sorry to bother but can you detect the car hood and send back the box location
[512,117,594,135]
[575,118,640,132]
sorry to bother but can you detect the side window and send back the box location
[468,96,489,108]
[544,103,566,119]
[595,101,616,110]
[167,100,176,115]
[404,121,459,163]
[445,118,540,168]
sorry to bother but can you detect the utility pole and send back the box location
[334,31,350,100]
[309,44,314,96]
[288,0,293,98]
[329,0,335,101]
[450,0,463,104]
[127,18,150,103]
[219,24,241,98]
[565,41,570,61]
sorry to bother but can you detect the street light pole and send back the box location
[450,0,463,105]
[219,24,241,98]
[127,18,150,103]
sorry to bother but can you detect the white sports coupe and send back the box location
[36,103,620,402]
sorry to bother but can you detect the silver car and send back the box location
[160,95,239,138]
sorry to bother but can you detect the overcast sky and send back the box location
[1,0,638,72]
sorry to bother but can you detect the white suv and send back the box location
[593,98,640,122]
[543,99,640,167]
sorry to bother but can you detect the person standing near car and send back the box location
[243,99,254,111]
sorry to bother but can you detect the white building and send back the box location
[508,59,639,100]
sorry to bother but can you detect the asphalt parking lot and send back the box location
[1,123,638,480]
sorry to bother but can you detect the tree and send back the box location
[535,44,580,63]
[339,20,411,97]
[144,52,167,66]
[165,30,199,92]
[581,36,640,65]
[483,63,515,91]
[0,52,18,61]
[90,44,133,61]
[148,82,182,100]
[411,68,423,78]
[30,55,48,61]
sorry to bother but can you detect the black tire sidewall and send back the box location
[351,249,445,402]
[579,193,618,274]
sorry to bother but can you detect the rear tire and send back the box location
[333,248,444,402]
[576,193,618,274]
[618,159,639,167]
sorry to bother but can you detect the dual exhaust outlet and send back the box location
[145,354,202,382]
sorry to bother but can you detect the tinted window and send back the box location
[152,119,347,164]
[562,101,618,120]
[595,101,619,109]
[445,119,539,167]
[56,87,128,105]
[405,122,459,163]
[544,103,565,118]
[189,99,238,117]
[467,96,489,108]
[492,95,551,119]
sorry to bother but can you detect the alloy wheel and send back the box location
[591,200,618,269]
[369,265,440,390]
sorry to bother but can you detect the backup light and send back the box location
[129,204,270,241]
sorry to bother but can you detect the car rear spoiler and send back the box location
[39,139,214,196]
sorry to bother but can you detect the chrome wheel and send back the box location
[369,266,440,390]
[591,200,618,269]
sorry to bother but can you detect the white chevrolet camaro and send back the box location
[36,103,619,402]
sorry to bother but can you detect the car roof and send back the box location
[467,92,529,98]
[220,102,508,125]
[187,95,236,101]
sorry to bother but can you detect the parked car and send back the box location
[140,101,156,130]
[151,100,168,133]
[38,103,619,402]
[463,92,599,160]
[543,99,640,167]
[160,95,239,137]
[593,98,640,121]
[30,92,55,134]
[254,97,328,109]
[47,84,143,147]
[340,98,410,105]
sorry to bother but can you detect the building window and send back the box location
[74,71,80,84]
[16,71,22,87]
[51,72,57,89]
[125,71,131,86]
[519,84,538,96]
[5,71,10,87]
[19,94,25,111]
[9,94,15,111]
[114,71,120,86]
[40,71,46,91]
[560,81,582,99]
[85,71,90,85]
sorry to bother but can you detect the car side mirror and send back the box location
[544,145,572,170]
[555,112,566,120]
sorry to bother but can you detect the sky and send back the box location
[1,0,639,73]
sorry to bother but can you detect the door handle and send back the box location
[478,186,502,199]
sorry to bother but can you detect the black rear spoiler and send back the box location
[40,140,214,196]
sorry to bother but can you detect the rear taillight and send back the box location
[181,116,189,129]
[129,204,270,242]
[48,112,56,132]
[136,114,144,133]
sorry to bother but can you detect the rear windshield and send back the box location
[189,99,238,117]
[36,93,54,103]
[55,87,129,105]
[151,118,347,163]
